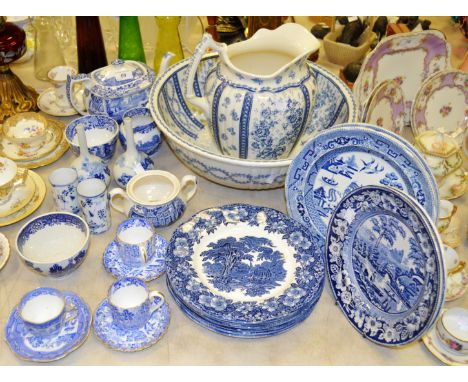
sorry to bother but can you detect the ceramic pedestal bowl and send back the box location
[16,212,90,277]
[149,53,357,190]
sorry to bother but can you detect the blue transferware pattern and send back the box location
[166,203,325,325]
[286,123,439,237]
[128,197,186,228]
[93,296,170,352]
[66,115,119,162]
[50,183,81,215]
[326,186,445,346]
[72,155,111,187]
[113,154,154,188]
[149,53,356,189]
[17,213,89,277]
[103,236,166,281]
[66,60,156,123]
[120,107,162,156]
[5,291,91,362]
[78,184,111,235]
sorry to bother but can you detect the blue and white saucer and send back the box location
[103,235,167,282]
[4,291,91,362]
[93,296,170,352]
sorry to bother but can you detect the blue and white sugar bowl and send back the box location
[66,59,156,123]
[109,170,197,227]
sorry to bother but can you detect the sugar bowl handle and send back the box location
[179,175,197,203]
[109,188,133,216]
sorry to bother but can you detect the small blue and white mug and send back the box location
[77,178,111,234]
[17,287,78,334]
[48,167,81,215]
[108,277,165,329]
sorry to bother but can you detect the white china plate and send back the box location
[0,173,35,218]
[0,233,10,271]
[37,87,79,117]
[446,268,468,302]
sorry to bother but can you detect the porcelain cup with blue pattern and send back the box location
[17,287,78,334]
[116,218,158,267]
[109,170,197,227]
[108,277,165,329]
[77,178,111,234]
[48,167,81,215]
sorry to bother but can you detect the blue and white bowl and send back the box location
[65,115,119,161]
[149,53,357,190]
[120,107,162,156]
[16,212,90,277]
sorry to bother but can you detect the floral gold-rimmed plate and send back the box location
[1,119,63,162]
[93,296,170,352]
[0,171,35,218]
[4,291,91,363]
[0,171,46,227]
[363,80,406,135]
[37,87,79,117]
[412,70,468,137]
[446,268,468,302]
[354,30,451,122]
[286,123,439,237]
[326,185,445,347]
[0,233,10,271]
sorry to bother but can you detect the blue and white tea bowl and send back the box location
[65,115,119,162]
[149,53,357,189]
[16,212,90,277]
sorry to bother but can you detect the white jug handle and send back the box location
[185,33,228,120]
[109,188,133,215]
[179,175,197,203]
[66,73,90,116]
[149,291,165,312]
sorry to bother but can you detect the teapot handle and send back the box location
[66,74,90,116]
[185,33,228,120]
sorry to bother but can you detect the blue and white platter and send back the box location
[93,296,170,352]
[103,235,167,282]
[4,291,91,362]
[326,185,445,346]
[286,123,439,237]
[166,203,325,336]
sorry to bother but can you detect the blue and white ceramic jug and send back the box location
[185,23,320,160]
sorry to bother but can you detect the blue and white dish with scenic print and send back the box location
[326,185,445,347]
[149,53,357,189]
[16,212,90,277]
[120,107,162,156]
[93,293,170,352]
[286,123,439,237]
[4,290,91,362]
[166,203,325,335]
[66,115,119,162]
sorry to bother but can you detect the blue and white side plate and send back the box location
[166,203,325,327]
[326,185,445,346]
[103,235,167,282]
[4,291,91,362]
[93,296,170,352]
[286,123,439,237]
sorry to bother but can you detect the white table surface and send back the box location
[0,16,467,365]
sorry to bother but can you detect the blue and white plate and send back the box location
[93,296,170,352]
[326,185,445,347]
[286,123,439,237]
[4,291,91,362]
[166,203,325,331]
[103,235,167,282]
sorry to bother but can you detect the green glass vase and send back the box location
[153,16,184,74]
[118,16,146,63]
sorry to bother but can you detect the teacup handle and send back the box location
[66,73,90,116]
[179,175,197,203]
[149,291,165,312]
[63,302,79,323]
[109,188,133,216]
[13,167,28,188]
[448,260,466,276]
[185,33,228,120]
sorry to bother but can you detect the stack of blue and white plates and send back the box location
[166,203,326,338]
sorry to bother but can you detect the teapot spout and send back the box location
[158,52,175,77]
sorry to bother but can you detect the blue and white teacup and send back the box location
[109,170,197,227]
[77,178,111,234]
[120,107,162,156]
[116,218,160,267]
[48,167,81,215]
[18,287,78,334]
[108,277,165,329]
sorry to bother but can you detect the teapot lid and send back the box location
[89,59,155,99]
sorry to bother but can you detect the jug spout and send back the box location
[158,52,175,77]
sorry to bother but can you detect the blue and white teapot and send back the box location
[66,59,156,123]
[185,23,320,160]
